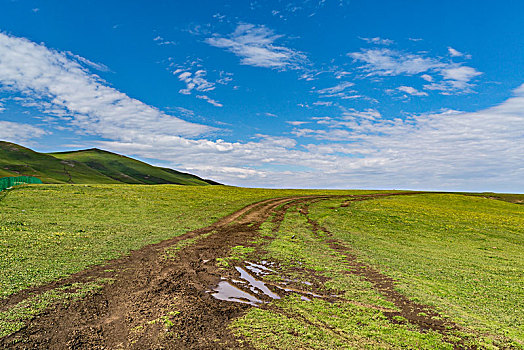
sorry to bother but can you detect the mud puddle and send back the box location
[210,281,264,306]
[210,261,324,307]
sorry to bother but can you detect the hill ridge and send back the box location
[0,141,218,186]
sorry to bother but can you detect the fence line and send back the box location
[0,176,43,192]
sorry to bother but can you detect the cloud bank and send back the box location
[0,33,522,192]
[0,32,211,141]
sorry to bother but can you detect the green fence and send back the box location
[0,176,43,192]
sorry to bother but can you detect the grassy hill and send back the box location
[0,141,216,185]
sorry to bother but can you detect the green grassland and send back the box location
[0,184,364,298]
[307,194,524,345]
[1,184,522,348]
[0,141,214,185]
[232,206,456,349]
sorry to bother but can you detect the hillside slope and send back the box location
[0,142,118,184]
[0,141,216,185]
[50,148,212,186]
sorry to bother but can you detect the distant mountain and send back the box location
[0,141,218,186]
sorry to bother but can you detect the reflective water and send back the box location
[235,266,281,300]
[211,281,263,306]
[209,260,320,307]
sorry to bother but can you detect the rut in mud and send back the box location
[1,192,464,349]
[296,202,465,346]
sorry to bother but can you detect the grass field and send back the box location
[0,184,522,348]
[229,195,523,349]
[308,194,524,343]
[0,184,366,298]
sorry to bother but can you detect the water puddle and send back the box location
[209,260,323,306]
[236,266,280,300]
[211,281,263,306]
[244,261,276,275]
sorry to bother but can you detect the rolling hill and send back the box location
[0,141,218,185]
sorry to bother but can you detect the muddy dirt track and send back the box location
[1,193,462,349]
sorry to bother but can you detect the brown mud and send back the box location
[1,192,472,349]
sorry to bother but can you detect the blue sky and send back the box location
[0,0,523,191]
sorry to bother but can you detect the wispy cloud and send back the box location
[153,35,176,46]
[66,52,109,72]
[425,66,482,94]
[348,48,482,94]
[284,86,524,190]
[286,120,309,126]
[448,47,463,57]
[196,95,223,107]
[312,101,333,106]
[360,37,394,45]
[174,69,216,95]
[314,81,357,99]
[349,48,442,76]
[205,23,307,70]
[0,121,48,141]
[2,33,521,191]
[397,86,428,96]
[0,32,211,140]
[59,86,524,191]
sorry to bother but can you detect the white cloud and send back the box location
[196,95,223,107]
[66,52,109,72]
[360,37,394,45]
[349,48,482,94]
[425,65,482,93]
[174,69,216,95]
[448,47,463,57]
[40,84,523,192]
[349,48,442,76]
[314,81,358,99]
[286,120,309,126]
[312,101,333,106]
[0,121,48,141]
[205,23,307,70]
[421,74,433,82]
[397,86,428,96]
[286,86,524,190]
[441,66,482,82]
[217,71,234,85]
[264,112,278,117]
[334,71,351,79]
[0,32,212,140]
[153,35,176,46]
[1,33,522,192]
[316,81,354,94]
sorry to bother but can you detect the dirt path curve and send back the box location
[1,191,452,349]
[1,195,337,349]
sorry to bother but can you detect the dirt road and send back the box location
[1,193,462,349]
